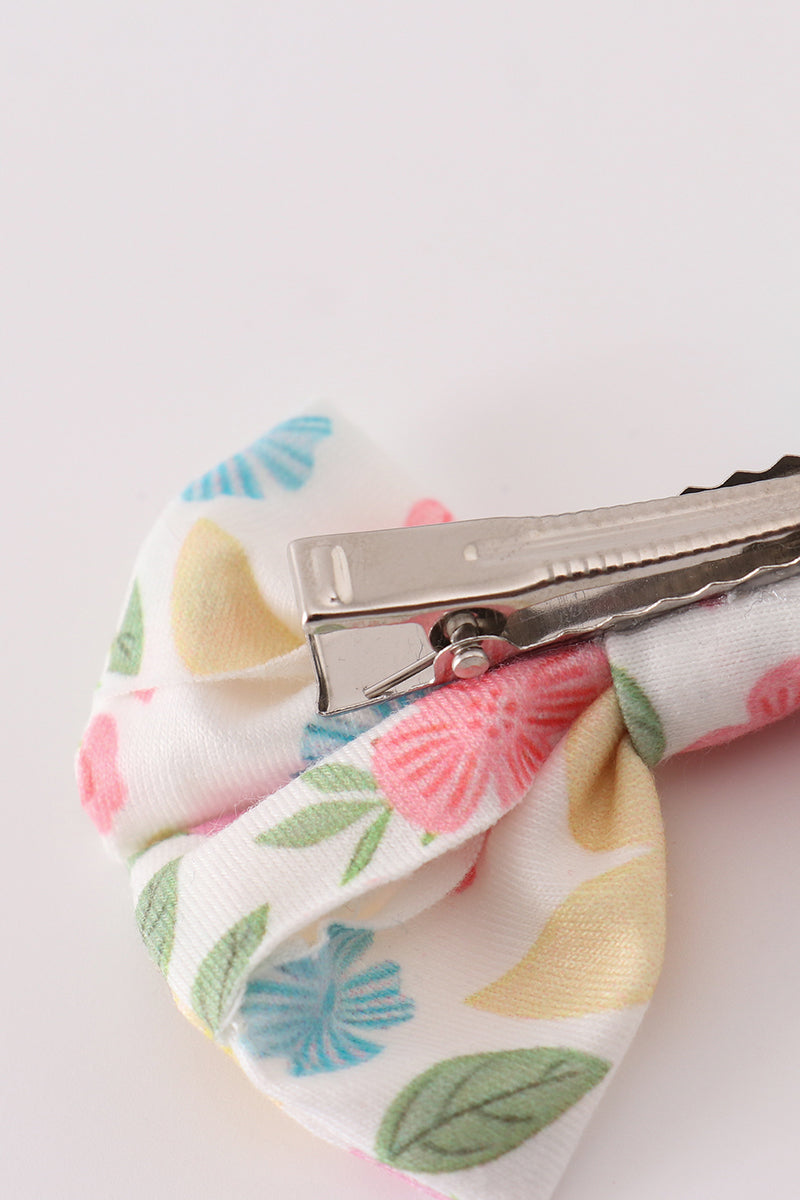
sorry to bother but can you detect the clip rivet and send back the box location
[451,644,490,679]
[444,611,491,680]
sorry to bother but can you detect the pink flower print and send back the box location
[188,811,240,836]
[750,656,800,722]
[77,713,127,833]
[371,645,610,834]
[687,655,800,752]
[404,498,453,526]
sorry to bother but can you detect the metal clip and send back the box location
[288,458,800,714]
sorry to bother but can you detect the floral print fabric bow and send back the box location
[78,414,800,1200]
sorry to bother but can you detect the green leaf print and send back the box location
[135,857,180,975]
[611,665,666,766]
[376,1047,610,1173]
[341,807,392,885]
[255,801,380,848]
[304,763,379,792]
[191,905,269,1034]
[108,580,144,675]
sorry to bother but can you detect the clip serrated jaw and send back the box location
[290,463,800,715]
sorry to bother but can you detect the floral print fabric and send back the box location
[240,923,415,1075]
[77,412,800,1200]
[371,647,611,832]
[77,713,126,834]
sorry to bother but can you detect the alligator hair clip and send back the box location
[289,457,800,714]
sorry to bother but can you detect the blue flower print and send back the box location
[299,695,416,769]
[238,924,415,1076]
[181,415,332,500]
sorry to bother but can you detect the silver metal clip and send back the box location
[288,459,800,714]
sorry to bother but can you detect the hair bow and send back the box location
[78,413,800,1200]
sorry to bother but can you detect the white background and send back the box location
[3,4,800,1198]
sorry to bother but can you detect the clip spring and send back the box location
[289,458,800,714]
